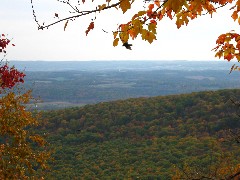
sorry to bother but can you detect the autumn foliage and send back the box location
[0,64,25,89]
[0,35,49,179]
[31,0,240,58]
[26,0,240,178]
[0,34,14,54]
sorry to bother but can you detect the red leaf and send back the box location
[0,64,25,89]
[150,19,157,25]
[224,54,234,61]
[85,22,94,36]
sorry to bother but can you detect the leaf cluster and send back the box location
[0,49,50,178]
[31,0,240,55]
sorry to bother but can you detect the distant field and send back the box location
[11,61,240,110]
[33,102,85,110]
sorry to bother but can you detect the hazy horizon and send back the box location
[6,60,235,72]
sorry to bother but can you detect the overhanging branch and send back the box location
[31,0,122,30]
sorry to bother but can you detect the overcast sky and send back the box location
[0,0,239,61]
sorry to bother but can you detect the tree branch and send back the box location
[226,170,240,180]
[31,0,122,30]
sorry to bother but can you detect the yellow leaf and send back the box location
[138,11,146,16]
[148,23,156,34]
[131,19,143,36]
[119,0,131,13]
[141,29,156,44]
[132,11,146,20]
[166,0,184,13]
[121,24,129,32]
[113,38,119,46]
[98,4,106,11]
[113,31,118,39]
[176,12,189,28]
[119,32,129,43]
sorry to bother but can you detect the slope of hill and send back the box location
[39,89,240,179]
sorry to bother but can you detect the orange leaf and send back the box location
[158,12,163,20]
[113,32,118,39]
[224,53,234,61]
[154,0,160,7]
[216,34,226,44]
[129,29,137,39]
[149,4,154,11]
[232,11,238,21]
[167,10,173,19]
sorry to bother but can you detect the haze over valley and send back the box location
[11,60,240,109]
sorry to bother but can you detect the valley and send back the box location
[11,61,240,110]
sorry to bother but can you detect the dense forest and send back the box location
[37,89,240,179]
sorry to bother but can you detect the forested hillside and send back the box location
[39,89,240,179]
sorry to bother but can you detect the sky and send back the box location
[0,0,239,61]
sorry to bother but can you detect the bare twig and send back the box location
[31,0,122,30]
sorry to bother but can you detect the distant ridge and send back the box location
[8,60,234,71]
